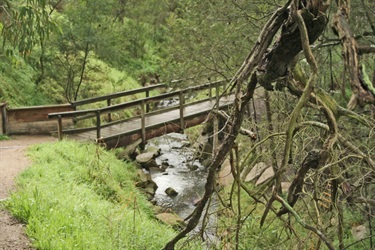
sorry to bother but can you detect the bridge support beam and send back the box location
[141,100,146,148]
[57,115,63,140]
[0,103,7,135]
[179,91,185,132]
[96,111,101,139]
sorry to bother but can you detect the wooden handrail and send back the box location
[49,80,226,119]
[70,83,166,107]
[49,79,228,140]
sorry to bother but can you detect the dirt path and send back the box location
[0,135,56,250]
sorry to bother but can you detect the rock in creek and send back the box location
[116,138,142,161]
[165,187,178,197]
[145,145,161,157]
[187,162,200,171]
[136,179,158,199]
[136,152,158,170]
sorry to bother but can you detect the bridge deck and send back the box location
[67,95,234,145]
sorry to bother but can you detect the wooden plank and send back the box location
[7,104,74,135]
[9,104,73,122]
[7,120,72,135]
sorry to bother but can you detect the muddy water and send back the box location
[146,133,207,219]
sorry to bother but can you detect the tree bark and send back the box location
[257,5,328,90]
[332,2,375,108]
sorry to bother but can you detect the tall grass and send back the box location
[6,140,176,249]
[0,55,52,107]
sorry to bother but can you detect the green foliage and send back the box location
[0,53,53,106]
[6,140,176,249]
[1,0,59,56]
[162,1,280,83]
[1,0,167,104]
[361,64,375,96]
[0,134,10,140]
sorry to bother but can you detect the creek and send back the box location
[145,132,207,219]
[138,132,223,248]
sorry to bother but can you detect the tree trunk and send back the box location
[332,2,375,108]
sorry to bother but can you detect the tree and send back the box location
[0,0,58,57]
[163,0,280,85]
[163,0,375,249]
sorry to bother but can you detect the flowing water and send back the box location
[146,132,207,219]
[146,132,221,247]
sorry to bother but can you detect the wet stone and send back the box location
[135,169,151,183]
[161,161,169,171]
[187,163,199,171]
[201,158,212,168]
[165,187,178,197]
[136,152,158,170]
[149,166,165,173]
[145,145,161,157]
[116,138,142,161]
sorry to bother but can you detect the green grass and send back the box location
[0,134,10,141]
[0,55,52,107]
[5,140,177,249]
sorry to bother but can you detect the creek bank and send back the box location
[117,132,290,229]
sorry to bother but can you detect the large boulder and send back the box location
[243,162,268,182]
[255,167,275,186]
[218,159,233,186]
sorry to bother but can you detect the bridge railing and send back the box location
[71,83,167,122]
[48,80,228,142]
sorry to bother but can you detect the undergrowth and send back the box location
[0,135,10,141]
[6,140,178,249]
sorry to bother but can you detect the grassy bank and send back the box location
[5,140,177,249]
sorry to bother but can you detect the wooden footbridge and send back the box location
[47,80,234,148]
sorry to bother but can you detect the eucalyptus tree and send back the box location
[1,0,171,102]
[0,0,59,57]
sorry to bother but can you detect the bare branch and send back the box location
[274,192,335,250]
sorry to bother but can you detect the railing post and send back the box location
[140,100,146,146]
[107,99,112,122]
[145,90,150,113]
[0,103,7,135]
[179,91,185,131]
[57,115,63,140]
[73,105,77,125]
[96,111,101,139]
